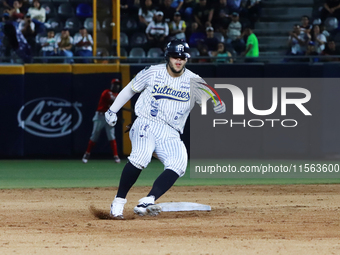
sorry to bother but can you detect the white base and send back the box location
[157,202,211,212]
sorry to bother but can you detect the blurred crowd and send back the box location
[0,0,262,63]
[286,0,340,62]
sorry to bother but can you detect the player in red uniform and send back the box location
[82,79,121,163]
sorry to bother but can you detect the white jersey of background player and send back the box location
[105,39,226,219]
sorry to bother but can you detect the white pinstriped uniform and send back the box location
[127,63,206,177]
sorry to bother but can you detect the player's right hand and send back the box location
[105,109,117,127]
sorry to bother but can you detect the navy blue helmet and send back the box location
[164,39,191,61]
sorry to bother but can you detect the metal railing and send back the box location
[0,55,340,64]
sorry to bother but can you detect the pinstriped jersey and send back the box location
[129,63,206,134]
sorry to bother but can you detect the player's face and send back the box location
[168,56,187,76]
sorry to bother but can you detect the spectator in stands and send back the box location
[226,12,242,44]
[320,0,340,22]
[300,15,312,35]
[138,0,156,28]
[1,0,13,10]
[311,24,327,54]
[182,0,196,20]
[203,26,219,52]
[226,12,245,53]
[121,0,139,16]
[193,0,214,32]
[245,0,261,27]
[74,27,93,63]
[57,27,73,63]
[158,0,176,23]
[40,28,56,63]
[212,0,231,36]
[303,41,319,62]
[27,0,45,33]
[188,21,205,47]
[197,42,210,63]
[287,24,309,56]
[321,39,340,61]
[97,48,110,64]
[18,13,35,51]
[146,11,169,48]
[241,27,259,62]
[228,0,246,14]
[5,0,24,21]
[27,0,45,23]
[0,12,17,61]
[20,0,30,14]
[211,41,233,63]
[2,11,32,63]
[169,11,186,41]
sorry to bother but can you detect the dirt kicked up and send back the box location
[0,185,340,255]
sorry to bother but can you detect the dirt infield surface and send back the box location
[1,184,340,255]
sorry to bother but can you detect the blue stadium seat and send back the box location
[76,3,92,18]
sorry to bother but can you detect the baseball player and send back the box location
[105,39,226,219]
[82,79,121,164]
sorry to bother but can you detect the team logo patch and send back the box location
[177,44,184,52]
[152,84,190,102]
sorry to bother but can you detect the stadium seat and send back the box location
[147,47,163,58]
[325,17,338,31]
[129,47,146,62]
[120,48,128,57]
[130,32,148,48]
[102,17,112,32]
[96,47,109,56]
[121,16,137,33]
[57,3,74,20]
[35,32,47,45]
[84,18,101,32]
[46,17,64,32]
[51,0,69,7]
[76,3,92,18]
[96,32,110,47]
[120,32,129,48]
[69,0,91,8]
[54,32,61,41]
[189,47,200,58]
[214,32,225,43]
[41,3,57,19]
[65,17,82,35]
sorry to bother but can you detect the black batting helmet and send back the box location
[164,39,190,62]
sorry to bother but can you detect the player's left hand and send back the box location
[105,109,118,126]
[212,99,226,114]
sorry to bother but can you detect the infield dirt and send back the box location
[0,185,340,254]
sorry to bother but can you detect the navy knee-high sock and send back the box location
[147,169,179,200]
[116,161,142,199]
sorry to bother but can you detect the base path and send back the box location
[0,185,340,254]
